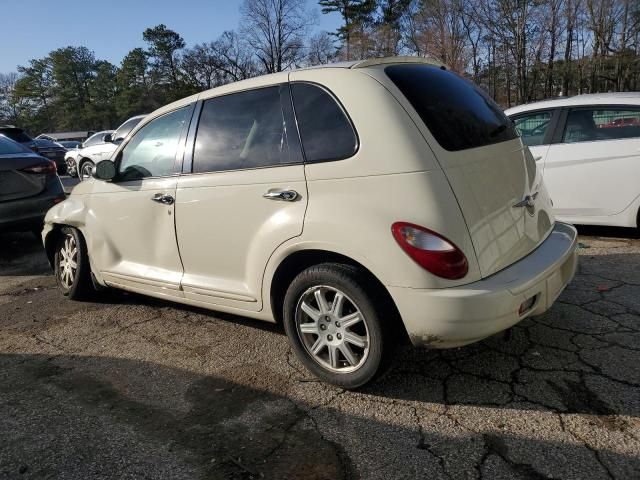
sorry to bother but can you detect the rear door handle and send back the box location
[263,190,298,201]
[534,156,543,162]
[151,193,174,205]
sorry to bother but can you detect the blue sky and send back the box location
[0,0,342,72]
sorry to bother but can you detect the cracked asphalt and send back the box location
[1,227,639,479]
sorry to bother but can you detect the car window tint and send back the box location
[512,111,552,146]
[0,136,29,154]
[113,117,143,141]
[563,108,640,143]
[118,108,189,181]
[385,64,517,151]
[290,83,357,162]
[193,85,302,173]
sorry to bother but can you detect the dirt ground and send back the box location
[1,227,639,479]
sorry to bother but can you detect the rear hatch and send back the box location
[381,63,555,277]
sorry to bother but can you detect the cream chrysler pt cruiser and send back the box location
[43,57,578,388]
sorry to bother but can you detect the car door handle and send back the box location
[534,156,543,162]
[151,193,174,205]
[263,190,298,201]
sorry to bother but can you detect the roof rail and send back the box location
[351,56,446,69]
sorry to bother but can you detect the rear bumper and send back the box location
[389,222,578,348]
[0,178,66,232]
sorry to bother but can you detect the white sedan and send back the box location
[506,92,640,229]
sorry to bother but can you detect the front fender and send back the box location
[42,194,91,267]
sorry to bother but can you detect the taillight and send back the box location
[21,160,57,175]
[391,222,468,280]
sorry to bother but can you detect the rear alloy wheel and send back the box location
[79,160,95,181]
[54,227,95,299]
[283,263,388,388]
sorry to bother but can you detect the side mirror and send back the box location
[103,133,113,143]
[93,160,116,181]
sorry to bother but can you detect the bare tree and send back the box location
[307,31,338,65]
[182,31,258,89]
[241,0,315,73]
[404,0,470,73]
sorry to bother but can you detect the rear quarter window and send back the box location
[385,64,517,151]
[290,83,358,162]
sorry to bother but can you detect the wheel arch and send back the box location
[268,248,409,343]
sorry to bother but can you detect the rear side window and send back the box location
[0,135,29,154]
[512,111,552,146]
[290,83,357,162]
[563,107,640,143]
[385,64,517,151]
[193,85,302,173]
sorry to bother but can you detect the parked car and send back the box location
[58,140,82,149]
[506,92,640,228]
[42,57,578,388]
[0,135,65,233]
[0,126,38,152]
[74,116,146,180]
[64,130,114,178]
[34,138,67,175]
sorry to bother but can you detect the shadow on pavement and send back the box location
[1,353,638,479]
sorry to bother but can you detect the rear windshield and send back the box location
[1,129,32,144]
[0,135,30,154]
[385,64,517,151]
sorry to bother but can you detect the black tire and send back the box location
[54,227,95,300]
[283,263,391,389]
[79,159,95,181]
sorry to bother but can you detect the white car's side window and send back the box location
[512,111,552,147]
[118,107,190,181]
[562,107,640,143]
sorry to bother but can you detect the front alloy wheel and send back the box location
[296,286,370,373]
[58,233,78,290]
[54,227,95,299]
[79,160,95,181]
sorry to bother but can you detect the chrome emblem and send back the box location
[513,192,539,216]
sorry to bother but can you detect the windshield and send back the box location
[113,117,144,141]
[385,64,517,151]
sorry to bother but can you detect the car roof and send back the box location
[505,92,640,115]
[147,56,446,121]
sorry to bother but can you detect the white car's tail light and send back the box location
[391,222,468,279]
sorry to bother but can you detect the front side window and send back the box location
[117,107,189,181]
[512,111,552,146]
[193,85,301,173]
[290,83,358,162]
[385,64,517,151]
[563,107,640,143]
